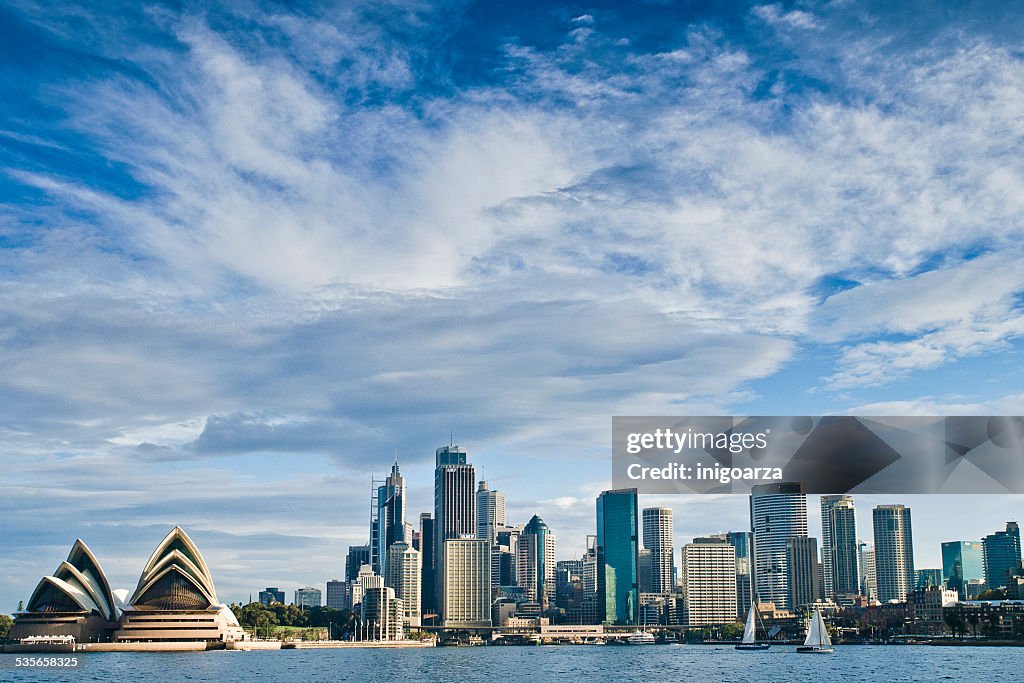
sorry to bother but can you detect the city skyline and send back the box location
[4,0,1024,618]
[4,444,1024,611]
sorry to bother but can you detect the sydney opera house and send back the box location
[10,527,246,645]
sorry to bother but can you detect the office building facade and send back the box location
[386,541,422,627]
[873,504,915,603]
[442,538,492,628]
[434,445,476,620]
[596,488,639,625]
[642,507,674,595]
[681,537,738,626]
[750,482,808,610]
[942,540,985,600]
[476,481,506,543]
[518,515,557,611]
[983,522,1022,589]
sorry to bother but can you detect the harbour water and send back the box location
[3,645,1023,682]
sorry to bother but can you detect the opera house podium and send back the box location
[11,526,245,648]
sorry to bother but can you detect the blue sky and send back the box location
[2,0,1024,609]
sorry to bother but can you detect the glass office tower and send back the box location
[596,488,639,625]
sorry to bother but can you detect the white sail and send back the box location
[742,605,757,644]
[816,611,832,647]
[804,609,832,647]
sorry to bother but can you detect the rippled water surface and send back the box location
[3,644,1021,682]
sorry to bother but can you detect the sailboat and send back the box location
[735,604,771,650]
[796,608,834,653]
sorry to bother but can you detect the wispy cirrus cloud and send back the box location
[3,0,1024,609]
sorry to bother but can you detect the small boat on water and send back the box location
[626,630,656,645]
[735,604,771,651]
[796,608,834,653]
[583,637,606,645]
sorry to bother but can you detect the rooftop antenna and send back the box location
[449,427,453,447]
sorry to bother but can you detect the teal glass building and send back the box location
[596,488,639,625]
[983,522,1022,589]
[941,540,984,599]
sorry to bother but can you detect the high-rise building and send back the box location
[637,549,653,594]
[786,537,820,609]
[326,579,345,611]
[750,482,807,610]
[725,531,753,620]
[434,445,476,619]
[476,481,506,544]
[596,488,639,625]
[821,495,858,599]
[825,497,859,599]
[442,538,492,628]
[873,505,915,603]
[915,568,943,588]
[346,545,371,582]
[295,587,322,609]
[492,524,523,590]
[258,587,285,605]
[941,540,985,600]
[518,515,557,611]
[555,559,583,613]
[681,537,738,626]
[386,542,422,628]
[361,586,404,641]
[419,514,436,618]
[357,563,383,592]
[642,507,674,595]
[983,522,1022,589]
[858,542,877,602]
[374,460,407,576]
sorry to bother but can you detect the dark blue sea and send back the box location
[2,644,1019,682]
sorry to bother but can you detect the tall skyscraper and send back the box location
[642,507,674,594]
[821,495,858,599]
[442,538,492,628]
[724,531,753,620]
[346,545,371,582]
[419,514,436,619]
[386,541,422,627]
[518,515,557,611]
[858,541,877,602]
[750,482,808,610]
[681,537,738,626]
[596,488,639,625]
[942,540,985,600]
[434,444,476,620]
[826,497,859,599]
[476,481,506,543]
[786,537,820,609]
[374,460,407,576]
[873,504,915,603]
[983,522,1022,589]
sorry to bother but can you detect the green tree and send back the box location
[721,621,744,640]
[0,614,13,641]
[254,611,278,640]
